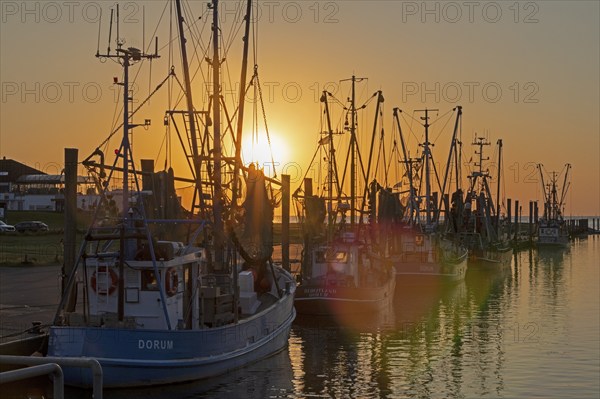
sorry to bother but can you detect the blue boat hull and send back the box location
[48,294,295,388]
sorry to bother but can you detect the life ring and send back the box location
[91,266,118,295]
[165,268,179,297]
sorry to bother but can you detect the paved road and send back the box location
[0,265,62,342]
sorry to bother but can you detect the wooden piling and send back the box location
[515,200,519,241]
[529,201,533,242]
[64,148,78,312]
[304,178,313,197]
[281,174,290,272]
[507,198,512,237]
[141,159,154,191]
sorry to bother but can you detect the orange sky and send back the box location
[1,1,598,215]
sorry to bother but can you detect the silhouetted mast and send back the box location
[341,75,365,227]
[416,108,439,226]
[211,0,224,266]
[175,0,201,212]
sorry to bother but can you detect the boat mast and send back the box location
[472,136,490,189]
[211,0,224,267]
[537,164,548,218]
[417,108,438,226]
[558,164,571,219]
[322,92,336,240]
[341,75,364,228]
[393,108,417,225]
[350,76,357,227]
[551,171,559,220]
[231,0,253,212]
[437,106,462,223]
[495,139,503,233]
[175,0,202,213]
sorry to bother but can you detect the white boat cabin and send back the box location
[81,241,263,330]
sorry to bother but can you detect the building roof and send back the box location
[0,158,46,184]
[16,174,92,185]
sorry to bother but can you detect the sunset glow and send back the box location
[242,132,289,177]
[0,1,598,215]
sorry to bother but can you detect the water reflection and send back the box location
[288,261,524,398]
[15,239,600,398]
[64,348,295,399]
[290,302,394,398]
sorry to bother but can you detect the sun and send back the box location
[241,132,288,177]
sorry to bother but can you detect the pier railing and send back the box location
[0,355,103,398]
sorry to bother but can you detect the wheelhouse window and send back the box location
[141,270,160,291]
[316,250,348,263]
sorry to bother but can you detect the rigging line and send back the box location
[186,1,210,53]
[460,144,473,180]
[399,112,421,144]
[356,91,378,110]
[428,108,452,127]
[155,129,168,165]
[431,108,454,144]
[167,0,174,169]
[326,92,346,109]
[298,144,322,194]
[223,3,245,56]
[220,27,238,119]
[252,0,258,66]
[96,7,102,54]
[387,140,398,185]
[183,2,210,90]
[97,72,173,150]
[163,7,205,57]
[127,2,169,94]
[403,109,427,125]
[142,1,169,55]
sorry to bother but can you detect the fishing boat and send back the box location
[293,78,395,316]
[46,0,295,388]
[536,164,571,247]
[458,136,512,265]
[390,107,468,282]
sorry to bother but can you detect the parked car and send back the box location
[14,221,49,233]
[0,220,16,232]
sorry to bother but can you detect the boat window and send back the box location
[327,251,348,263]
[315,251,348,263]
[141,270,160,291]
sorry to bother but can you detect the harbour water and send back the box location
[2,236,598,398]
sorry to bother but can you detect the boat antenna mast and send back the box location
[95,4,160,322]
[470,135,491,194]
[415,108,439,228]
[95,4,159,223]
[340,75,366,228]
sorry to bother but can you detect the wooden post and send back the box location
[64,148,78,312]
[514,200,519,241]
[507,198,512,237]
[304,178,313,197]
[141,159,154,191]
[529,201,533,243]
[282,174,290,272]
